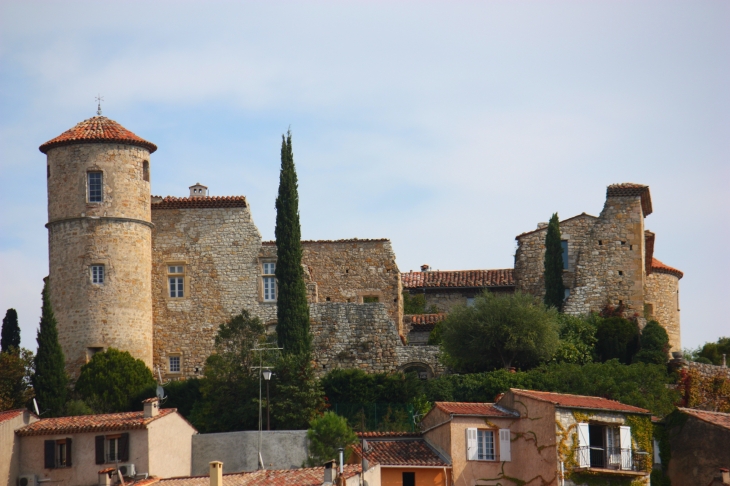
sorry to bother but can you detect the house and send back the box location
[1,409,38,486]
[415,390,653,486]
[14,398,196,485]
[664,408,730,486]
[349,431,450,486]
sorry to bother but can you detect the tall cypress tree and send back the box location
[275,130,311,356]
[1,308,21,353]
[32,279,68,416]
[544,213,565,311]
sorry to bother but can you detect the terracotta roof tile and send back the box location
[155,465,361,486]
[261,238,389,245]
[15,409,177,436]
[678,408,730,431]
[606,183,652,216]
[39,116,157,154]
[434,402,517,417]
[404,314,446,333]
[0,409,26,424]
[651,258,684,279]
[353,439,449,467]
[401,270,514,289]
[357,431,421,438]
[509,389,650,414]
[151,196,247,210]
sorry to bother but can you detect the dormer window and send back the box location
[88,172,103,202]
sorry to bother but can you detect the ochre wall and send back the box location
[380,467,447,486]
[644,271,681,352]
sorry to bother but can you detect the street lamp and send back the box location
[262,369,273,431]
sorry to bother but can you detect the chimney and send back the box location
[98,468,114,486]
[189,183,208,198]
[323,460,336,484]
[209,461,223,486]
[142,397,159,418]
[420,264,430,272]
[721,468,729,485]
[537,222,548,229]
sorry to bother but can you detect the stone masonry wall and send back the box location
[422,287,514,313]
[151,205,276,379]
[645,271,681,352]
[514,214,597,299]
[46,143,153,377]
[563,196,646,316]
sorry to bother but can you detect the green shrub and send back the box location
[594,316,640,364]
[307,412,357,466]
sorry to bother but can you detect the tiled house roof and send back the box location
[261,238,389,245]
[357,431,422,438]
[39,116,157,154]
[152,465,362,486]
[434,402,517,417]
[606,183,653,216]
[651,258,684,279]
[353,438,449,467]
[401,269,514,289]
[678,408,730,431]
[404,313,447,332]
[0,409,27,424]
[15,409,176,436]
[509,389,650,414]
[151,196,248,210]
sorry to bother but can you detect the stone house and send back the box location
[0,409,38,486]
[515,183,683,352]
[14,398,196,485]
[664,408,730,486]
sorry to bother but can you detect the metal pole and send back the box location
[258,349,262,469]
[266,379,270,431]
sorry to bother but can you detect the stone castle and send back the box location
[39,115,683,379]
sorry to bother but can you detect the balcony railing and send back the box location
[575,447,650,473]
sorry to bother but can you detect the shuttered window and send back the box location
[499,429,511,462]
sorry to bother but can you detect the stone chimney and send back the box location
[323,459,336,484]
[420,264,430,272]
[142,397,159,418]
[537,222,548,229]
[98,468,114,486]
[189,183,208,198]
[210,461,223,486]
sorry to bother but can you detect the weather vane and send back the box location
[95,94,104,116]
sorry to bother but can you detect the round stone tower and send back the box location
[40,115,157,377]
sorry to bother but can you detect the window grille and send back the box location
[88,172,103,202]
[91,265,104,284]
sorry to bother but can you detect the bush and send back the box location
[552,314,597,364]
[594,316,640,364]
[307,412,357,466]
[697,337,730,366]
[634,321,669,365]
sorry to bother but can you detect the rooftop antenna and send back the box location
[95,94,104,116]
[32,398,49,416]
[154,366,170,404]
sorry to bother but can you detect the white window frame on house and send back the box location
[106,436,121,463]
[168,265,185,298]
[262,261,276,302]
[576,422,632,470]
[91,264,105,284]
[88,171,103,203]
[169,354,182,374]
[466,428,511,462]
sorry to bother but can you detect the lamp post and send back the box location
[262,369,272,431]
[251,344,282,470]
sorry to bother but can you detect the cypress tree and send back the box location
[274,130,311,356]
[544,213,565,311]
[32,279,68,416]
[1,308,20,353]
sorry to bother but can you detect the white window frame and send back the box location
[168,265,185,298]
[88,171,103,203]
[262,262,277,302]
[467,428,497,461]
[106,437,120,463]
[169,355,181,374]
[91,265,105,284]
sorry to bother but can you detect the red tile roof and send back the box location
[262,238,389,245]
[433,402,517,417]
[151,196,248,210]
[153,465,361,486]
[357,431,421,439]
[606,183,652,216]
[0,409,26,424]
[401,270,514,289]
[678,408,730,431]
[509,389,650,414]
[651,258,684,279]
[15,409,177,436]
[353,439,449,467]
[39,116,157,154]
[404,314,447,333]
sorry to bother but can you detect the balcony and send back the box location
[574,447,650,476]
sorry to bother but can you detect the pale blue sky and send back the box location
[1,1,728,351]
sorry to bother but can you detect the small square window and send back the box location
[91,265,105,284]
[169,355,181,373]
[263,262,276,275]
[88,172,103,202]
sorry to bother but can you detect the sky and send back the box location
[0,1,728,352]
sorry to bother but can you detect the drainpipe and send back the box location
[560,461,565,486]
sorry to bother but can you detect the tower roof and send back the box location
[39,116,157,154]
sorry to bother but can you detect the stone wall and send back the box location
[45,143,154,377]
[684,361,730,380]
[421,287,514,313]
[645,271,681,352]
[151,203,276,379]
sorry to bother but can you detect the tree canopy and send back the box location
[594,316,640,364]
[697,337,730,366]
[0,348,34,411]
[307,412,357,466]
[440,291,560,371]
[634,320,670,365]
[75,348,155,413]
[1,308,20,353]
[543,213,565,311]
[274,129,311,357]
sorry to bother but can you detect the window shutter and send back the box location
[95,435,105,464]
[44,440,55,469]
[120,433,130,462]
[653,439,661,464]
[576,423,590,468]
[619,426,632,470]
[66,438,73,466]
[466,428,478,461]
[499,429,511,462]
